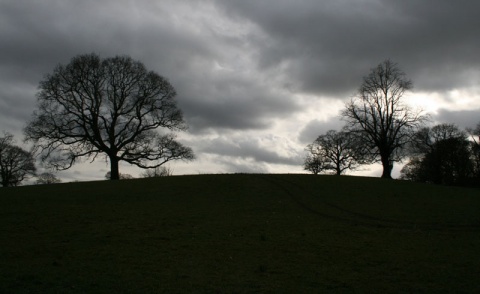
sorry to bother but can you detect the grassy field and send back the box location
[0,174,479,293]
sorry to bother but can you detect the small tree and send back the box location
[305,130,367,175]
[399,157,423,182]
[36,172,62,185]
[342,60,427,178]
[141,166,173,177]
[303,152,330,175]
[0,133,36,187]
[25,53,194,180]
[105,171,134,180]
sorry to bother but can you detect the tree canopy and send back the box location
[24,53,194,180]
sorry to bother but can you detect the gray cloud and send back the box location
[177,73,301,132]
[0,0,302,136]
[433,109,480,130]
[198,135,301,166]
[215,0,480,95]
[298,117,344,144]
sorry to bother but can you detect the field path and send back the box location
[254,174,480,231]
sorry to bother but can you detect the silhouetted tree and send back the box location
[411,123,466,155]
[24,53,194,180]
[402,124,474,185]
[399,157,423,182]
[0,133,36,187]
[422,137,472,185]
[342,60,427,179]
[141,166,173,177]
[105,171,134,180]
[303,152,330,175]
[305,130,367,175]
[36,172,61,185]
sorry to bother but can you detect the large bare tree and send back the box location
[0,133,36,187]
[25,54,194,180]
[342,60,427,179]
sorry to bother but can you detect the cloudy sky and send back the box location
[1,0,480,181]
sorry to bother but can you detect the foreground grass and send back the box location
[1,174,479,293]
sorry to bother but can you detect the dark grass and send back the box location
[1,174,479,293]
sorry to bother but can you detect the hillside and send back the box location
[1,174,479,293]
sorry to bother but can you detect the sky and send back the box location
[1,0,480,182]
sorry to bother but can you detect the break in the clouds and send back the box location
[1,0,480,180]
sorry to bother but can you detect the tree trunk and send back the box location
[1,171,10,187]
[380,155,393,179]
[109,156,120,180]
[335,165,341,176]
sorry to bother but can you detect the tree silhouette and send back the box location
[303,152,330,175]
[141,166,173,177]
[25,54,194,180]
[342,60,427,178]
[36,172,61,185]
[0,133,36,187]
[402,124,474,185]
[305,130,367,175]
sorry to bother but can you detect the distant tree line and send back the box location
[104,166,173,180]
[304,60,480,187]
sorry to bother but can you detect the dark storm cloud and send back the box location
[177,73,301,131]
[215,0,480,95]
[0,83,36,135]
[0,1,216,82]
[0,0,302,135]
[3,0,479,130]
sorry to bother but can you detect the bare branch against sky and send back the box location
[1,0,479,180]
